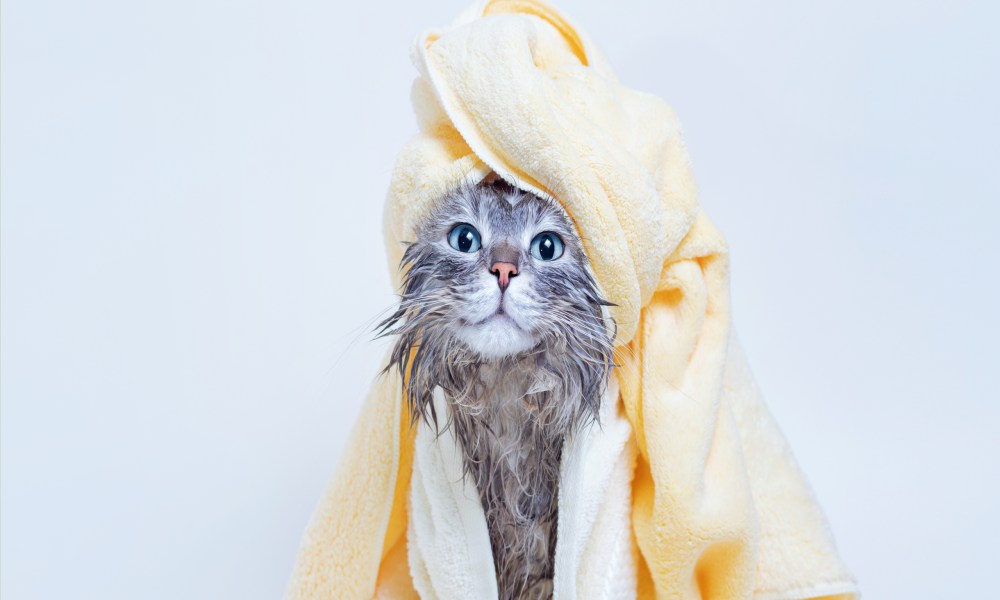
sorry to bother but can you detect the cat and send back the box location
[378,179,615,599]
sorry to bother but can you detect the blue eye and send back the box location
[530,232,564,261]
[447,224,481,253]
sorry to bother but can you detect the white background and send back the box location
[3,0,998,598]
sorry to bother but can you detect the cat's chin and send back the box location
[457,315,537,360]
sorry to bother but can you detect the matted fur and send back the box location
[378,180,615,599]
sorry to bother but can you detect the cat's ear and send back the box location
[481,170,502,185]
[479,171,521,197]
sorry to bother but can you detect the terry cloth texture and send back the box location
[285,1,859,598]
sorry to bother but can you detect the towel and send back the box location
[284,1,859,598]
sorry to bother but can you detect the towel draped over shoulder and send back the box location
[285,1,859,598]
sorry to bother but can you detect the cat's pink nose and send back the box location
[491,262,518,291]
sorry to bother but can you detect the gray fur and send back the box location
[378,180,615,599]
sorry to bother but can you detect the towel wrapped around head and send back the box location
[285,1,859,598]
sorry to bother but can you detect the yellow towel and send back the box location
[285,1,859,598]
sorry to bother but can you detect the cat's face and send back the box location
[384,181,611,361]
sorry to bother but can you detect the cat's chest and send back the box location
[466,365,551,443]
[405,372,639,600]
[446,366,570,504]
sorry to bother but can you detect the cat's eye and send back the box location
[530,232,564,261]
[447,223,482,253]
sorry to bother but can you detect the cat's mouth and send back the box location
[476,311,521,329]
[468,303,524,331]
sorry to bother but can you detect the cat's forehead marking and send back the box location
[504,190,526,207]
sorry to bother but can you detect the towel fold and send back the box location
[285,1,858,598]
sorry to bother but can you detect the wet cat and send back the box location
[379,179,615,599]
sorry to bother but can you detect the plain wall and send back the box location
[2,0,997,597]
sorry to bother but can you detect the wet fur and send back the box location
[378,180,615,599]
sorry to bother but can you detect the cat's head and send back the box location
[378,180,614,407]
